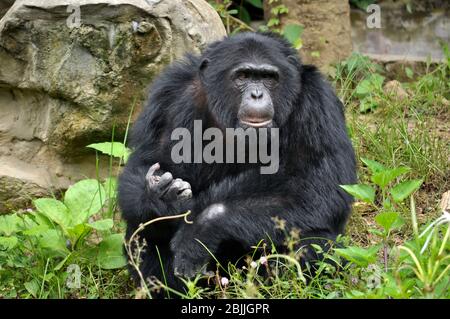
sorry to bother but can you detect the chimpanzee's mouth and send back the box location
[239,119,273,128]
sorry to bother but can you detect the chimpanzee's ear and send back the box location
[199,58,210,72]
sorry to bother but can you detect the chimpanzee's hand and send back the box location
[170,204,228,278]
[171,226,212,279]
[145,163,192,202]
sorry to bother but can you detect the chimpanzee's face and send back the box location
[199,33,301,130]
[230,62,279,128]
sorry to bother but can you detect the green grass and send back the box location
[0,50,449,299]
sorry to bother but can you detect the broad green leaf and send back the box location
[310,244,323,253]
[43,272,55,282]
[88,219,114,231]
[33,198,70,229]
[67,223,91,246]
[390,179,423,203]
[282,24,304,48]
[21,214,39,229]
[356,79,374,97]
[371,167,410,188]
[368,229,384,237]
[87,142,131,160]
[38,229,69,255]
[103,177,118,199]
[0,214,22,236]
[30,212,54,229]
[238,6,251,24]
[369,73,385,88]
[24,280,40,298]
[346,290,366,298]
[405,67,414,79]
[22,210,50,234]
[267,18,280,27]
[392,215,405,230]
[382,273,412,298]
[22,225,50,236]
[97,233,127,269]
[345,53,372,74]
[0,236,18,250]
[245,0,263,9]
[382,197,393,210]
[64,179,106,224]
[82,246,100,260]
[356,74,385,98]
[123,150,130,163]
[271,4,288,15]
[359,97,378,113]
[350,0,375,10]
[54,254,72,271]
[340,184,375,204]
[334,245,381,267]
[361,158,385,174]
[375,212,404,232]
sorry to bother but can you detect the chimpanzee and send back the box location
[118,32,356,293]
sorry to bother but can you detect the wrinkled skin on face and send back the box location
[199,33,301,130]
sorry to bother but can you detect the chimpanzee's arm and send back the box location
[117,67,197,238]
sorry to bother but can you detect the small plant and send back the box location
[0,142,130,298]
[262,0,304,49]
[339,158,423,269]
[210,0,304,49]
[332,53,384,108]
[236,0,264,25]
[336,158,449,298]
[338,198,449,299]
[394,199,450,298]
[265,1,289,32]
[341,158,423,211]
[209,0,255,34]
[350,0,376,10]
[355,73,385,113]
[281,24,303,50]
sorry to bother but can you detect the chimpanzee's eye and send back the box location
[262,72,278,80]
[237,71,251,81]
[261,72,279,88]
[234,71,251,88]
[238,73,247,81]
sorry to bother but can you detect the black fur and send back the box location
[118,32,356,294]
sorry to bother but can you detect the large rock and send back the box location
[0,1,14,19]
[0,0,226,212]
[264,0,352,68]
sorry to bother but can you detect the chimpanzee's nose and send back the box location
[251,88,263,99]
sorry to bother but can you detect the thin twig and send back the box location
[124,211,193,298]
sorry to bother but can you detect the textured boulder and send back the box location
[0,0,226,212]
[0,1,14,19]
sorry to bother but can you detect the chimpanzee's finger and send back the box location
[146,162,160,180]
[178,189,192,200]
[154,172,173,193]
[163,179,184,201]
